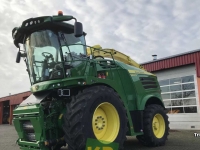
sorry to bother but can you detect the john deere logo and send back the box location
[86,138,119,150]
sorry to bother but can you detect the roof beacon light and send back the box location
[58,11,63,16]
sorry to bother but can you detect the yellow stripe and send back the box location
[59,114,63,120]
[128,70,155,76]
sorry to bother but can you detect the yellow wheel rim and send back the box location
[92,102,120,143]
[152,113,165,138]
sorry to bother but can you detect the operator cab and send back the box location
[24,30,86,84]
[12,11,87,85]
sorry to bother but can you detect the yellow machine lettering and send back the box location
[103,147,113,150]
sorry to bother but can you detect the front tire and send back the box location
[63,85,127,150]
[136,104,169,146]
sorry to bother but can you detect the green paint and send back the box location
[12,13,165,150]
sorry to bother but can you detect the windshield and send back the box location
[25,30,63,84]
[24,30,87,84]
[59,32,86,67]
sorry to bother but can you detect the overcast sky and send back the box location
[1,0,200,97]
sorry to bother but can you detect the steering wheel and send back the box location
[94,55,104,59]
[42,52,53,59]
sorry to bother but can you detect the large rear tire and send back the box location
[136,104,169,146]
[63,85,127,150]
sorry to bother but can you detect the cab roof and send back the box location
[12,15,86,48]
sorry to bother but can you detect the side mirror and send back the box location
[74,22,83,37]
[16,51,21,63]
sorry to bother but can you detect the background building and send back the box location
[0,91,31,125]
[142,49,200,130]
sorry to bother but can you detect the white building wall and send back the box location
[153,64,200,130]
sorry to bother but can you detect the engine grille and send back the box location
[21,121,36,142]
[139,77,158,89]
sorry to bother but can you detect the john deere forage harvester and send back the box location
[12,11,169,150]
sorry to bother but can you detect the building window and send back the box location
[159,79,169,86]
[159,75,197,114]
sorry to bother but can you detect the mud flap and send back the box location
[130,110,143,133]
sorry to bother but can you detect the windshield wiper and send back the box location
[60,33,74,61]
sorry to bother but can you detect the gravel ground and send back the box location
[0,125,199,150]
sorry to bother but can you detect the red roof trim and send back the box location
[142,52,200,77]
[0,91,31,104]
